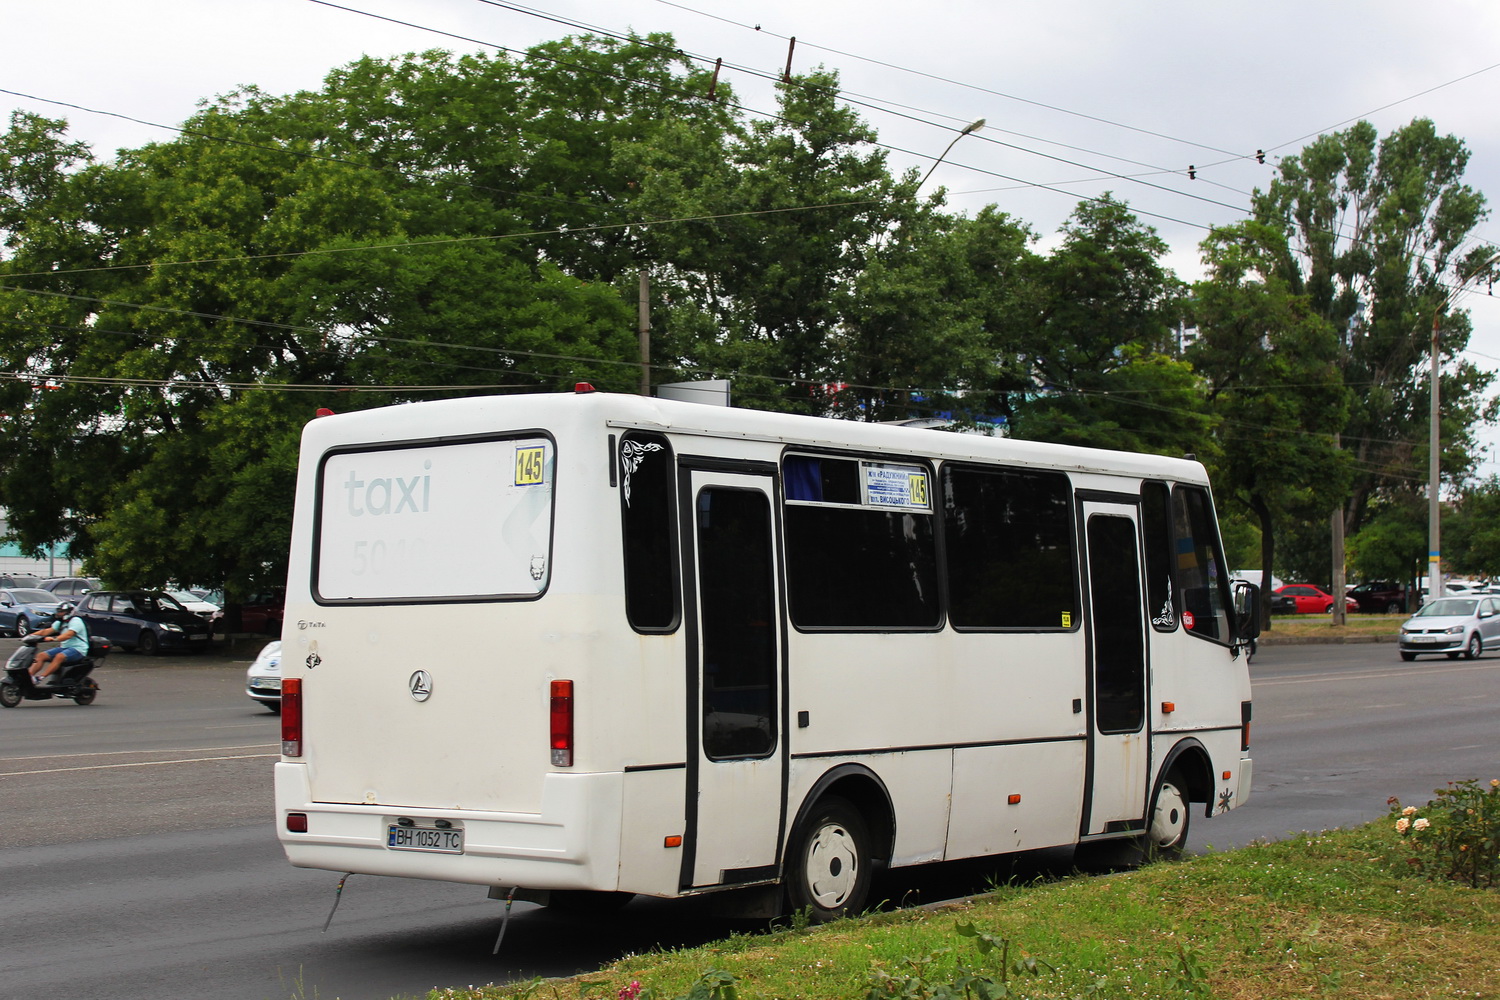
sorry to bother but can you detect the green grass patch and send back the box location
[416,818,1500,1000]
[1265,614,1402,639]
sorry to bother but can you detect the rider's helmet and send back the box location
[55,602,74,618]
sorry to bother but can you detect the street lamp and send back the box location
[916,118,986,192]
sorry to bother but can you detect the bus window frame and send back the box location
[309,429,558,607]
[780,447,944,635]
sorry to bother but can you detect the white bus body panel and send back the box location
[276,392,1251,898]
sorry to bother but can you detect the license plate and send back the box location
[189,634,209,641]
[387,825,464,853]
[249,678,281,691]
[1410,635,1437,643]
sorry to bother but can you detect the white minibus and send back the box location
[275,387,1256,919]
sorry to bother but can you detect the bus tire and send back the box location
[1142,768,1191,861]
[786,796,871,922]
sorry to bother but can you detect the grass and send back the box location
[410,817,1500,1000]
[1263,613,1403,640]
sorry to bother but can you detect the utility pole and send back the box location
[1428,308,1442,603]
[1331,433,1346,625]
[638,270,650,397]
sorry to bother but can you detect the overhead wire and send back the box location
[3,0,1496,427]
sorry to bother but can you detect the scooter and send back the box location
[0,634,109,707]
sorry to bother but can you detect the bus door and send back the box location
[1080,499,1150,835]
[679,464,786,890]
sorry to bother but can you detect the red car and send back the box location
[1274,584,1358,614]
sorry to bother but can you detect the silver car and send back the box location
[245,640,282,713]
[1399,596,1500,661]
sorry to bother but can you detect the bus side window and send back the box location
[1171,485,1232,641]
[1141,481,1175,631]
[941,464,1076,630]
[783,454,939,630]
[620,432,679,632]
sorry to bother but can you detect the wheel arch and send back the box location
[1156,738,1214,818]
[787,764,896,871]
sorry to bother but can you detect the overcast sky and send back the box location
[8,0,1500,471]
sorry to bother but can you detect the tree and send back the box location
[1187,221,1351,622]
[835,204,1035,424]
[0,38,733,593]
[1250,119,1496,543]
[1008,195,1207,455]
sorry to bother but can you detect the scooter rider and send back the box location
[27,602,89,686]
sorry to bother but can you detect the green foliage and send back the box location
[1443,477,1500,579]
[1389,779,1500,889]
[863,924,1056,1000]
[1009,195,1202,455]
[2,44,1497,604]
[1346,496,1425,585]
[1251,117,1495,536]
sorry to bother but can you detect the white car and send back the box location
[167,589,220,618]
[245,640,282,713]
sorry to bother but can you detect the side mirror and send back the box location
[1233,581,1261,642]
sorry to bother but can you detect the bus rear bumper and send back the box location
[1234,756,1253,809]
[274,763,623,890]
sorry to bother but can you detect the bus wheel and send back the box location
[1143,770,1190,861]
[786,796,871,922]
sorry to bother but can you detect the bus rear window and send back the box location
[314,436,555,602]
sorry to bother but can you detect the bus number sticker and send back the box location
[515,446,546,485]
[1061,612,1072,628]
[864,463,931,511]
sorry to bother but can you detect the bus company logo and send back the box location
[409,670,434,702]
[297,620,327,630]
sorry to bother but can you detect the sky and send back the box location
[7,0,1500,471]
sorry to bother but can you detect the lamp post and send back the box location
[916,119,985,192]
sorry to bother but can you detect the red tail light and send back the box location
[282,677,303,757]
[550,679,573,767]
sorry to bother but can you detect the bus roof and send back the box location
[302,390,1211,485]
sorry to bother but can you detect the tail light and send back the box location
[1241,700,1252,752]
[282,677,303,757]
[550,679,573,766]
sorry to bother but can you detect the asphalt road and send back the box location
[2,638,1497,1000]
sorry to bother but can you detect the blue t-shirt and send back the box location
[54,615,89,655]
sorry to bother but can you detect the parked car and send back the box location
[212,589,285,636]
[1399,595,1500,661]
[0,573,41,589]
[1268,590,1297,615]
[75,590,213,655]
[0,587,65,636]
[166,589,220,618]
[244,639,282,714]
[1347,581,1408,614]
[40,576,102,598]
[1273,584,1358,614]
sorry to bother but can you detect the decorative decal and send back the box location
[619,439,663,506]
[1151,579,1177,628]
[1217,788,1235,814]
